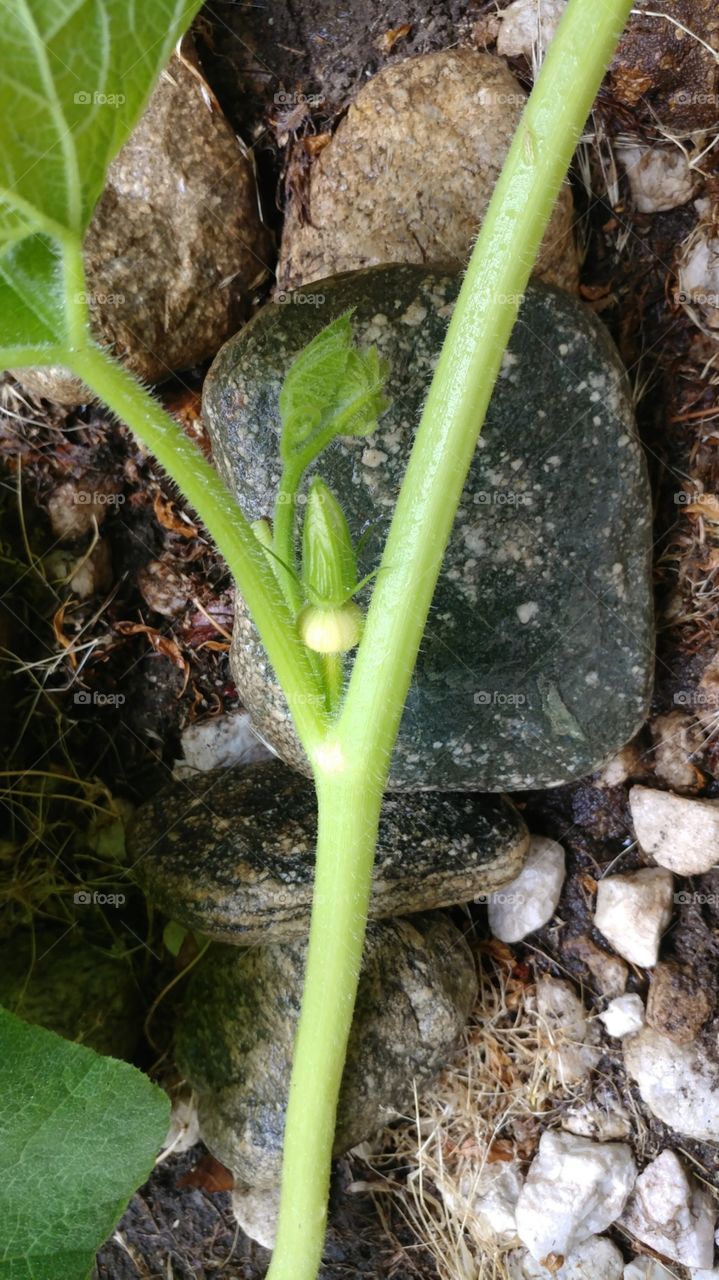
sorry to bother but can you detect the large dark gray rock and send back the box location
[130,760,528,944]
[175,913,477,1186]
[203,264,654,790]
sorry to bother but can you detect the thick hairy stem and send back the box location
[266,768,383,1280]
[267,2,634,1278]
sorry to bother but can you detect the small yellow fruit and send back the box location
[298,601,363,654]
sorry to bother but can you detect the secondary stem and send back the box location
[268,2,634,1278]
[274,461,304,612]
[67,342,328,753]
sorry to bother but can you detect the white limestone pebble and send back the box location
[488,835,565,942]
[536,976,600,1084]
[231,1182,280,1250]
[617,142,697,213]
[507,1236,624,1278]
[594,868,674,967]
[442,1160,524,1245]
[629,785,719,875]
[496,0,567,63]
[624,1027,719,1142]
[599,994,645,1039]
[515,1130,636,1261]
[620,1149,716,1269]
[624,1261,675,1279]
[173,710,273,779]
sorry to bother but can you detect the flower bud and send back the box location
[302,478,357,608]
[298,601,363,654]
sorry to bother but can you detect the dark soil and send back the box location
[93,1146,436,1280]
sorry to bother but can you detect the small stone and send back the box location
[442,1160,524,1245]
[651,712,704,792]
[536,976,600,1085]
[175,914,477,1185]
[599,994,645,1039]
[496,0,567,63]
[131,761,529,944]
[624,1262,676,1280]
[47,479,119,541]
[137,559,192,618]
[630,785,719,876]
[172,711,273,779]
[564,934,628,998]
[17,54,270,405]
[562,1088,632,1141]
[203,264,654,791]
[624,1028,719,1142]
[594,868,674,968]
[161,1094,201,1158]
[677,217,719,334]
[488,836,565,943]
[277,50,577,294]
[44,541,112,600]
[515,1130,636,1261]
[617,142,697,213]
[620,1149,716,1269]
[231,1183,279,1250]
[595,742,645,789]
[507,1236,624,1279]
[645,961,712,1043]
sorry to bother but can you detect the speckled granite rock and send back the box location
[277,49,578,294]
[16,54,271,405]
[130,760,528,943]
[203,264,654,791]
[175,913,476,1186]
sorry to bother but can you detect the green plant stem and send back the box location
[274,460,304,612]
[65,342,329,753]
[267,3,634,1278]
[322,653,344,713]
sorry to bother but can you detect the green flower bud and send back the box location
[302,478,357,608]
[298,601,363,654]
[251,517,273,553]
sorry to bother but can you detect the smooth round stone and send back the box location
[129,760,529,944]
[175,913,477,1187]
[203,264,654,790]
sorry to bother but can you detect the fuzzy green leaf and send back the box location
[0,0,203,243]
[279,312,391,467]
[0,1006,170,1280]
[0,0,203,355]
[0,236,65,348]
[302,478,357,607]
